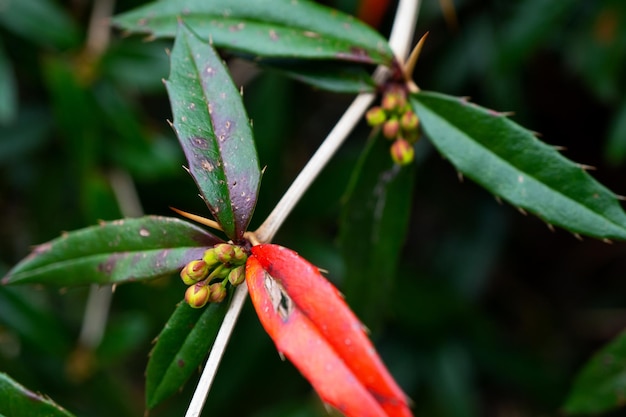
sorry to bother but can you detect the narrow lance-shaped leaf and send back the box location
[146,295,232,409]
[411,91,626,240]
[166,25,260,241]
[2,216,222,286]
[0,373,76,417]
[246,244,412,417]
[113,0,394,66]
[563,329,626,415]
[339,134,416,331]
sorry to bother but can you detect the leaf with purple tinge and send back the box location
[0,373,75,417]
[166,24,260,241]
[145,295,231,409]
[113,0,394,66]
[2,216,222,286]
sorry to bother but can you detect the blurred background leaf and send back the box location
[1,0,626,416]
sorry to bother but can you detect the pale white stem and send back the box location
[254,91,376,243]
[185,0,421,415]
[184,284,249,417]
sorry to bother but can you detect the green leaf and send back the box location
[0,0,80,49]
[605,98,626,166]
[145,296,232,409]
[0,373,75,417]
[0,41,17,124]
[338,134,415,330]
[411,91,626,240]
[563,330,626,415]
[2,216,222,286]
[113,0,393,65]
[0,287,71,355]
[166,25,261,240]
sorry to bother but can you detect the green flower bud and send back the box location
[202,248,220,268]
[208,283,227,303]
[180,260,209,285]
[185,282,210,308]
[365,106,387,126]
[382,118,400,140]
[228,265,245,286]
[382,89,407,113]
[231,246,247,266]
[390,139,415,166]
[400,110,419,131]
[214,243,237,264]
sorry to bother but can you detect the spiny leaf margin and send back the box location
[411,91,626,240]
[166,24,260,241]
[113,0,394,65]
[146,295,232,409]
[2,216,222,286]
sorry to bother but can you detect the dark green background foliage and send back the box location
[1,0,626,416]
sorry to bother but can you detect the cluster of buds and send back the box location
[365,85,419,166]
[180,243,248,308]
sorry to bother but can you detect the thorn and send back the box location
[278,351,286,361]
[144,34,156,42]
[182,165,191,174]
[361,323,371,335]
[240,86,244,96]
[578,163,597,171]
[208,34,213,45]
[169,207,223,231]
[552,145,567,151]
[546,223,555,232]
[250,118,254,127]
[531,131,542,137]
[517,207,527,216]
[573,233,583,241]
[457,171,464,182]
[261,165,267,175]
[112,284,117,293]
[165,48,171,56]
[500,111,515,117]
[603,238,613,244]
[166,119,174,128]
[616,195,626,201]
[403,32,429,92]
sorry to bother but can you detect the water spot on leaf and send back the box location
[139,228,150,237]
[269,29,279,41]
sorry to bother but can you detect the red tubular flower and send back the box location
[246,244,412,417]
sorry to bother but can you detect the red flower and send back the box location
[246,244,412,417]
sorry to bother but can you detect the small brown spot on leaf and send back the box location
[201,159,214,172]
[177,359,185,368]
[191,137,209,149]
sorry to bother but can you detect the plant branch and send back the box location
[184,283,249,417]
[184,0,421,414]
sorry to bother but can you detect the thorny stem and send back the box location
[185,1,421,416]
